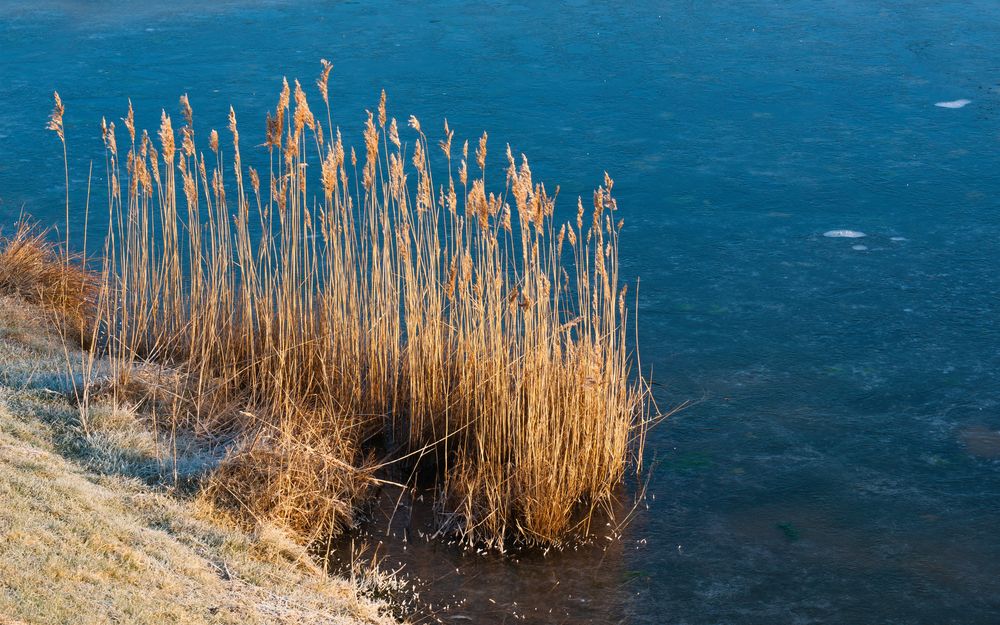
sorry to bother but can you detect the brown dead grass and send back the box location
[0,222,95,346]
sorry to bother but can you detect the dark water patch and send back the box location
[326,485,642,624]
[960,425,1000,460]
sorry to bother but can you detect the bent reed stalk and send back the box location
[51,63,652,550]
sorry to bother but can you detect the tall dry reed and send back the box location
[52,64,652,549]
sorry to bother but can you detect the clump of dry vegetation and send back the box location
[41,61,653,551]
[0,222,95,345]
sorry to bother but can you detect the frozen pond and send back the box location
[1,1,999,622]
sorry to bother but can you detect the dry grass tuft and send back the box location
[45,63,655,551]
[0,223,96,345]
[204,423,376,543]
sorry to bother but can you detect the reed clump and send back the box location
[55,64,652,550]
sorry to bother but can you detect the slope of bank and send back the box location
[0,294,399,625]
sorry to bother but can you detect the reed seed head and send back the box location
[47,91,64,141]
[293,80,316,135]
[476,131,487,171]
[249,166,260,195]
[124,99,136,143]
[158,111,175,164]
[388,117,400,148]
[317,58,333,105]
[101,117,118,156]
[179,93,193,127]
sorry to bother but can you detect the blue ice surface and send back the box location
[1,1,998,623]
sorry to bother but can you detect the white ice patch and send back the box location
[852,244,868,251]
[823,229,866,238]
[935,99,971,109]
[890,236,907,242]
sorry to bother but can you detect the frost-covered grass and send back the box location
[0,295,398,625]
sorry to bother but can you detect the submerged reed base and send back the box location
[43,62,653,551]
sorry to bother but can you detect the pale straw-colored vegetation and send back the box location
[43,60,653,551]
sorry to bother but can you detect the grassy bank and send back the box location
[0,294,399,625]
